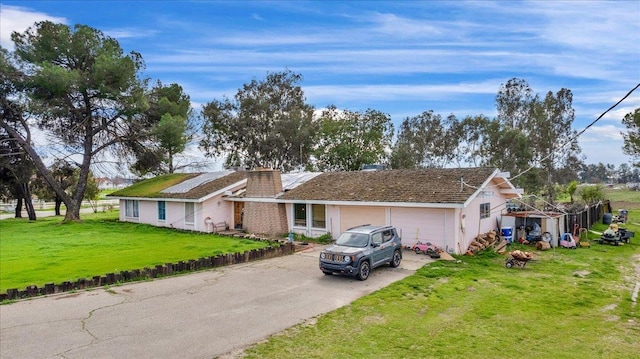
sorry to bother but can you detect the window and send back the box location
[158,201,166,221]
[372,232,383,245]
[311,204,326,228]
[480,203,490,219]
[185,202,195,224]
[125,200,139,218]
[294,203,306,226]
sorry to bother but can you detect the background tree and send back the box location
[479,119,539,191]
[618,163,633,183]
[451,115,490,167]
[200,70,316,171]
[622,107,640,166]
[530,88,581,201]
[313,106,393,171]
[0,22,149,221]
[579,162,610,183]
[0,141,37,220]
[32,160,77,216]
[389,111,445,169]
[0,47,36,220]
[566,180,578,203]
[495,77,535,130]
[492,78,582,200]
[130,82,194,175]
[578,184,605,205]
[84,171,100,212]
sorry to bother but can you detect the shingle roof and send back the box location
[278,167,497,204]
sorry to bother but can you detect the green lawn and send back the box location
[606,187,640,210]
[243,212,640,358]
[0,211,271,292]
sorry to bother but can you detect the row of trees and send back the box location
[200,73,582,202]
[1,22,638,221]
[579,162,640,184]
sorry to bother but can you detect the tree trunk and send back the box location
[55,197,62,216]
[64,199,81,221]
[168,150,174,174]
[21,183,36,220]
[14,196,22,218]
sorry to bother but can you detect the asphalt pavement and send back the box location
[0,207,104,220]
[0,245,432,359]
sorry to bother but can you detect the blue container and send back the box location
[501,227,513,237]
[501,227,513,243]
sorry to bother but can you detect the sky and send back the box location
[1,0,640,172]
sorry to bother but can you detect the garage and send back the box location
[339,206,385,233]
[390,207,451,249]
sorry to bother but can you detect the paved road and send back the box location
[0,246,432,359]
[0,207,106,220]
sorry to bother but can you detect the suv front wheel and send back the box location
[357,260,370,281]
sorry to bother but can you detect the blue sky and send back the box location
[1,0,639,169]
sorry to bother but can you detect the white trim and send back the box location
[198,179,247,202]
[112,196,199,203]
[228,197,464,209]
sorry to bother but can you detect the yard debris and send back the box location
[509,250,534,261]
[579,241,591,248]
[465,230,500,255]
[494,239,508,254]
[536,241,551,251]
[438,251,456,261]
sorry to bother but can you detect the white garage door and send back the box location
[390,207,448,249]
[340,206,385,233]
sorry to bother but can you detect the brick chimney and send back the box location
[243,169,288,236]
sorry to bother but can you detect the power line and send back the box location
[508,82,640,182]
[462,82,640,190]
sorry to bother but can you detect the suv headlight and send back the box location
[320,252,326,259]
[344,256,351,264]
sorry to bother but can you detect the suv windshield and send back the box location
[335,232,370,247]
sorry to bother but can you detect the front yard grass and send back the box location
[243,211,640,359]
[0,211,271,292]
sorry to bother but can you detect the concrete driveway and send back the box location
[0,245,432,359]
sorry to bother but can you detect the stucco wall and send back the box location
[201,196,233,232]
[463,183,510,251]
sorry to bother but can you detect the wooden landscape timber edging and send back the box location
[0,237,294,302]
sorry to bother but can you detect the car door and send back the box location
[370,231,386,267]
[378,229,396,263]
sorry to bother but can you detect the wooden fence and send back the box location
[1,239,295,302]
[563,200,611,234]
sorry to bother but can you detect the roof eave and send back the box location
[227,197,464,208]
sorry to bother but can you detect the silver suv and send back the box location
[319,225,402,280]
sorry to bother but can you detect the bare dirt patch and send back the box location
[610,200,640,210]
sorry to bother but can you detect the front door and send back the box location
[234,202,244,229]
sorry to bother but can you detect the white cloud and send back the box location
[305,80,501,103]
[579,125,628,166]
[104,28,159,39]
[0,5,67,49]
